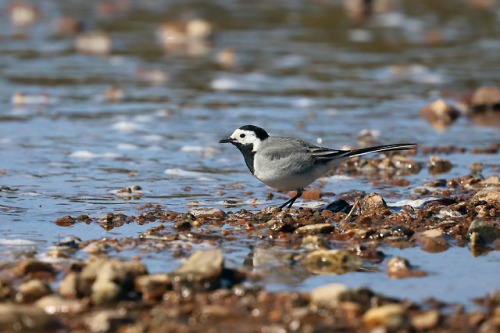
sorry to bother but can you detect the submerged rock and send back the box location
[303,249,362,275]
[414,229,450,253]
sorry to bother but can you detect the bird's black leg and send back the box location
[279,189,303,210]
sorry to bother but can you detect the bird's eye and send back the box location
[240,134,246,138]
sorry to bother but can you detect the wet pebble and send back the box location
[156,18,213,43]
[99,213,129,230]
[325,199,352,213]
[266,214,297,233]
[0,304,61,332]
[75,31,111,55]
[8,2,39,28]
[58,259,147,305]
[35,295,86,314]
[172,249,224,292]
[467,220,500,246]
[301,235,330,250]
[135,273,172,301]
[347,243,385,263]
[310,283,349,308]
[359,193,388,212]
[420,99,460,131]
[473,189,500,209]
[174,220,193,230]
[391,155,421,173]
[54,215,76,226]
[58,271,80,299]
[470,161,483,173]
[480,175,500,186]
[156,18,213,56]
[52,14,82,35]
[187,207,227,221]
[216,48,237,69]
[85,309,134,333]
[428,156,453,176]
[14,259,55,279]
[386,257,427,279]
[411,310,440,330]
[81,241,112,255]
[363,304,410,331]
[135,68,169,85]
[470,86,500,112]
[16,279,52,303]
[0,279,14,300]
[90,260,147,305]
[115,185,142,198]
[299,188,322,201]
[294,223,334,235]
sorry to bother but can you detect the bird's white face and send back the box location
[227,128,263,151]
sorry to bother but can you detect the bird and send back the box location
[220,125,417,209]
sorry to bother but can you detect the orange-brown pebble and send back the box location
[54,215,76,227]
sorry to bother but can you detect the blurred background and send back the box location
[0,0,499,282]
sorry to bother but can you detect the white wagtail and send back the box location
[220,125,417,209]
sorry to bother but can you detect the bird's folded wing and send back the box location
[263,146,309,161]
[308,146,348,161]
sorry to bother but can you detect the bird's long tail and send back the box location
[342,143,417,158]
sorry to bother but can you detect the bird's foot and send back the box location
[278,189,303,210]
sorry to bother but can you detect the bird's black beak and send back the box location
[219,137,233,144]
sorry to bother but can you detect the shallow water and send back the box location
[1,0,499,306]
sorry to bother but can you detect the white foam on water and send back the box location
[0,238,38,246]
[111,121,140,132]
[69,150,120,160]
[164,168,214,181]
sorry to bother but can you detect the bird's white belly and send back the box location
[253,161,329,191]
